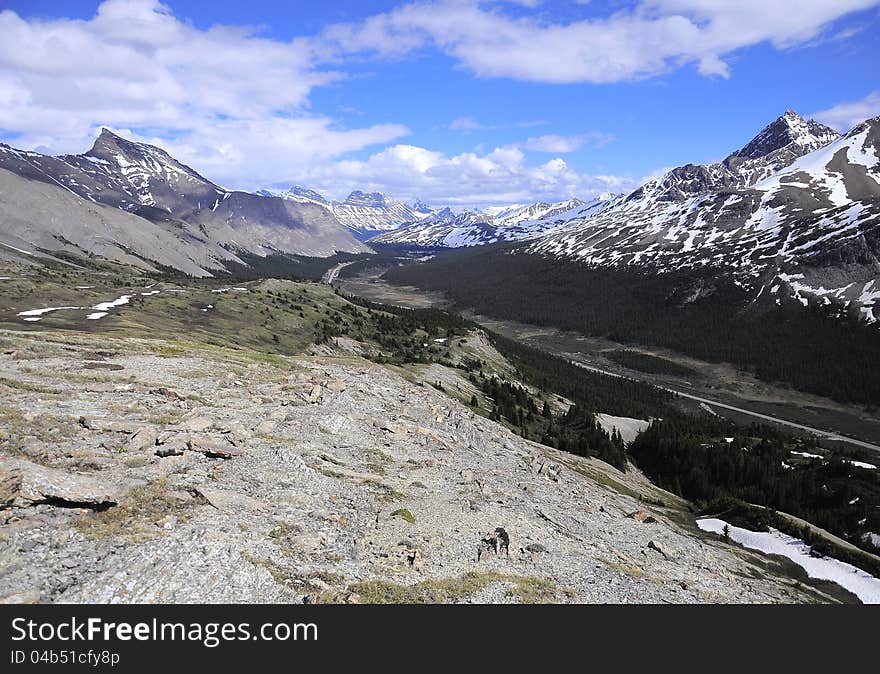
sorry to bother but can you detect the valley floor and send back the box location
[339,271,880,453]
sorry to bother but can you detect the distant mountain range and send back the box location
[1,111,877,327]
[0,130,370,276]
[373,111,880,325]
[257,185,433,239]
[370,197,617,247]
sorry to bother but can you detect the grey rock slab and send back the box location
[0,457,120,508]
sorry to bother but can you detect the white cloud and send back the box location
[448,116,483,131]
[525,132,614,153]
[4,0,867,206]
[0,0,407,188]
[296,143,637,207]
[812,91,880,131]
[321,0,879,83]
[526,135,585,153]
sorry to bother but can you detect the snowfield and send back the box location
[91,295,132,312]
[17,306,82,320]
[697,518,880,603]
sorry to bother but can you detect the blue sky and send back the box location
[1,1,879,207]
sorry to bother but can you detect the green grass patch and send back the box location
[348,572,561,604]
[390,508,416,524]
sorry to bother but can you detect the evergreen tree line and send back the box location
[383,245,880,405]
[628,413,880,559]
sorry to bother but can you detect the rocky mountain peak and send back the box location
[87,128,154,162]
[412,198,433,214]
[730,111,838,161]
[344,190,389,208]
[285,185,329,205]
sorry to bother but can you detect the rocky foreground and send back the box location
[0,330,841,603]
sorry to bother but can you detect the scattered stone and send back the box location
[647,540,672,560]
[627,510,657,524]
[125,427,158,452]
[0,458,119,509]
[151,387,185,401]
[177,417,213,433]
[187,438,242,459]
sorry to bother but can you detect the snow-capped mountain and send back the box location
[528,112,880,323]
[485,198,587,225]
[258,184,330,207]
[371,196,617,248]
[0,130,369,275]
[629,111,839,203]
[263,186,433,239]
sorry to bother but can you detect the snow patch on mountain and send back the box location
[263,186,434,238]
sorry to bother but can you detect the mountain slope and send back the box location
[528,113,880,323]
[0,130,369,274]
[0,277,857,604]
[0,166,222,276]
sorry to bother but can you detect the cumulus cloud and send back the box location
[812,91,880,131]
[4,0,868,205]
[320,0,878,83]
[0,0,407,188]
[295,142,638,207]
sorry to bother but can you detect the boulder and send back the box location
[177,416,213,433]
[125,427,158,452]
[647,539,672,560]
[254,420,276,435]
[627,510,657,524]
[0,458,119,509]
[187,437,242,459]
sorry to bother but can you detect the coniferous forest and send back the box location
[383,244,880,406]
[628,413,880,569]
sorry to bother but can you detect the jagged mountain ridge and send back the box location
[262,185,433,239]
[366,112,841,250]
[0,130,370,275]
[528,113,880,323]
[370,196,618,248]
[629,111,840,203]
